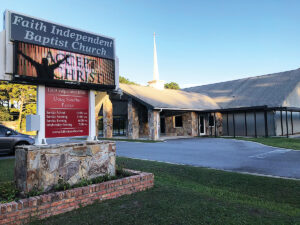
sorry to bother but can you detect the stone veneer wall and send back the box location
[138,105,150,137]
[127,98,140,139]
[148,110,160,140]
[205,113,223,136]
[190,112,198,136]
[15,141,116,193]
[165,112,198,136]
[0,170,154,225]
[215,112,223,136]
[103,95,113,138]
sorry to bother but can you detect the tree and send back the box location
[119,76,139,85]
[11,84,36,131]
[0,81,12,111]
[0,106,12,121]
[0,82,36,131]
[164,82,180,90]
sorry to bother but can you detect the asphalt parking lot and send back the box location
[116,138,300,179]
[1,137,299,179]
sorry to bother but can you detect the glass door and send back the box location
[199,115,205,135]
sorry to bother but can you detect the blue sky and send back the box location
[1,0,300,88]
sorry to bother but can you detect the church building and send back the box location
[96,33,300,140]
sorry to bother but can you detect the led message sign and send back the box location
[14,42,115,90]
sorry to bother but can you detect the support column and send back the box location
[191,112,198,136]
[103,95,113,138]
[244,112,248,136]
[127,98,139,139]
[286,109,289,138]
[291,111,294,135]
[35,85,47,145]
[87,90,97,141]
[226,112,229,136]
[280,110,283,136]
[214,112,216,137]
[264,110,268,137]
[233,112,236,138]
[254,111,257,138]
[95,92,107,136]
[148,109,160,140]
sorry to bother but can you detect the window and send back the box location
[174,116,183,128]
[0,126,7,136]
[209,115,215,126]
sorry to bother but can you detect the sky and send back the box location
[1,0,300,88]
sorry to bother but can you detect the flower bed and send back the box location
[0,170,154,225]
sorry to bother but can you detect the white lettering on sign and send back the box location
[45,87,89,138]
[12,15,47,32]
[10,12,115,60]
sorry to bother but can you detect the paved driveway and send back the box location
[116,138,300,179]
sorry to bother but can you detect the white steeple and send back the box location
[153,32,159,81]
[148,32,165,90]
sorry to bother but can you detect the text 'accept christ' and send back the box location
[16,42,115,86]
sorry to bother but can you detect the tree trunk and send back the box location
[17,93,25,131]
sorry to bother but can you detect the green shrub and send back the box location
[0,182,19,203]
[72,178,93,188]
[0,167,133,203]
[25,186,43,198]
[54,177,71,191]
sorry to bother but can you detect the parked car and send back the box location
[0,125,35,155]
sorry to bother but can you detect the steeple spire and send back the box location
[153,32,159,81]
[148,32,165,90]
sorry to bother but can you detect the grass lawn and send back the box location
[0,157,299,224]
[228,137,300,150]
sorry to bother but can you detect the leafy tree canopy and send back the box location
[119,76,139,85]
[0,81,36,131]
[0,106,12,121]
[164,82,180,90]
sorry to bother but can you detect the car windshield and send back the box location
[0,126,18,135]
[0,126,6,136]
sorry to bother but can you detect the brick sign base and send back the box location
[0,170,154,225]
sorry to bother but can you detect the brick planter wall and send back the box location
[0,170,154,225]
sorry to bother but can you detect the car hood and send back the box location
[15,133,33,139]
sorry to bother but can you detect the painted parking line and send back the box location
[249,149,291,159]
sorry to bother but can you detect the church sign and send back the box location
[0,10,119,141]
[6,11,116,90]
[45,87,89,138]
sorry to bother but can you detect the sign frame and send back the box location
[4,10,118,91]
[1,10,117,142]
